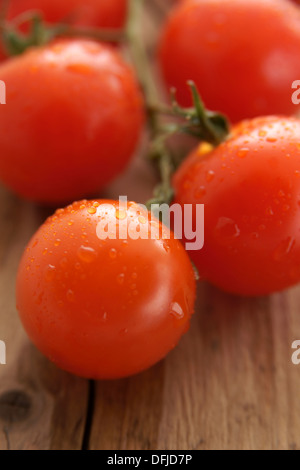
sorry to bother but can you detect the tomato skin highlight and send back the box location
[16,200,196,379]
[173,116,300,296]
[0,39,144,204]
[158,0,300,123]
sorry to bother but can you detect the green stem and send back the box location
[126,0,175,207]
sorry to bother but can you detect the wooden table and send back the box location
[1,0,300,450]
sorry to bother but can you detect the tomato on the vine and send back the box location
[6,0,128,29]
[158,0,300,123]
[173,116,300,296]
[16,199,196,379]
[0,39,144,204]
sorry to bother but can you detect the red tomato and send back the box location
[173,116,300,296]
[0,39,144,204]
[158,0,300,123]
[7,0,127,29]
[16,199,196,379]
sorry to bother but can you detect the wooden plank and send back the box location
[0,185,89,450]
[0,0,299,451]
[88,1,300,450]
[89,283,300,450]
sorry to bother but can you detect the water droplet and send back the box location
[66,290,75,302]
[87,207,97,215]
[115,209,127,220]
[120,328,128,335]
[266,207,274,216]
[93,201,100,208]
[54,239,61,247]
[45,264,56,281]
[251,232,259,240]
[117,273,125,285]
[214,217,240,240]
[237,148,249,158]
[206,170,215,182]
[101,312,107,322]
[259,130,267,137]
[130,283,137,290]
[267,137,277,143]
[138,215,147,225]
[170,302,184,319]
[60,257,68,268]
[109,248,117,259]
[194,186,206,198]
[273,237,295,261]
[68,220,74,226]
[131,272,137,280]
[295,170,300,178]
[43,248,48,255]
[77,245,97,263]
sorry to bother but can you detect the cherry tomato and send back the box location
[173,116,300,296]
[7,0,127,29]
[16,199,196,379]
[158,0,300,123]
[0,39,144,204]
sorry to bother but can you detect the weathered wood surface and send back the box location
[1,0,300,450]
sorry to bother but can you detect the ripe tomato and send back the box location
[0,39,144,204]
[173,116,300,296]
[158,0,300,123]
[6,0,127,29]
[16,199,196,379]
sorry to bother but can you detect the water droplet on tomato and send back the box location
[237,148,249,158]
[45,264,56,281]
[273,237,295,261]
[138,215,147,225]
[109,248,117,259]
[66,290,75,302]
[206,170,215,182]
[77,245,97,263]
[101,312,108,322]
[115,209,127,220]
[214,217,240,240]
[87,207,97,215]
[170,302,184,319]
[194,186,206,198]
[117,273,125,285]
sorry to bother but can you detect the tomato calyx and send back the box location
[1,14,56,56]
[157,81,230,146]
[145,81,230,208]
[0,11,125,57]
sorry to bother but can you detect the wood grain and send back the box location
[0,186,89,450]
[1,0,300,450]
